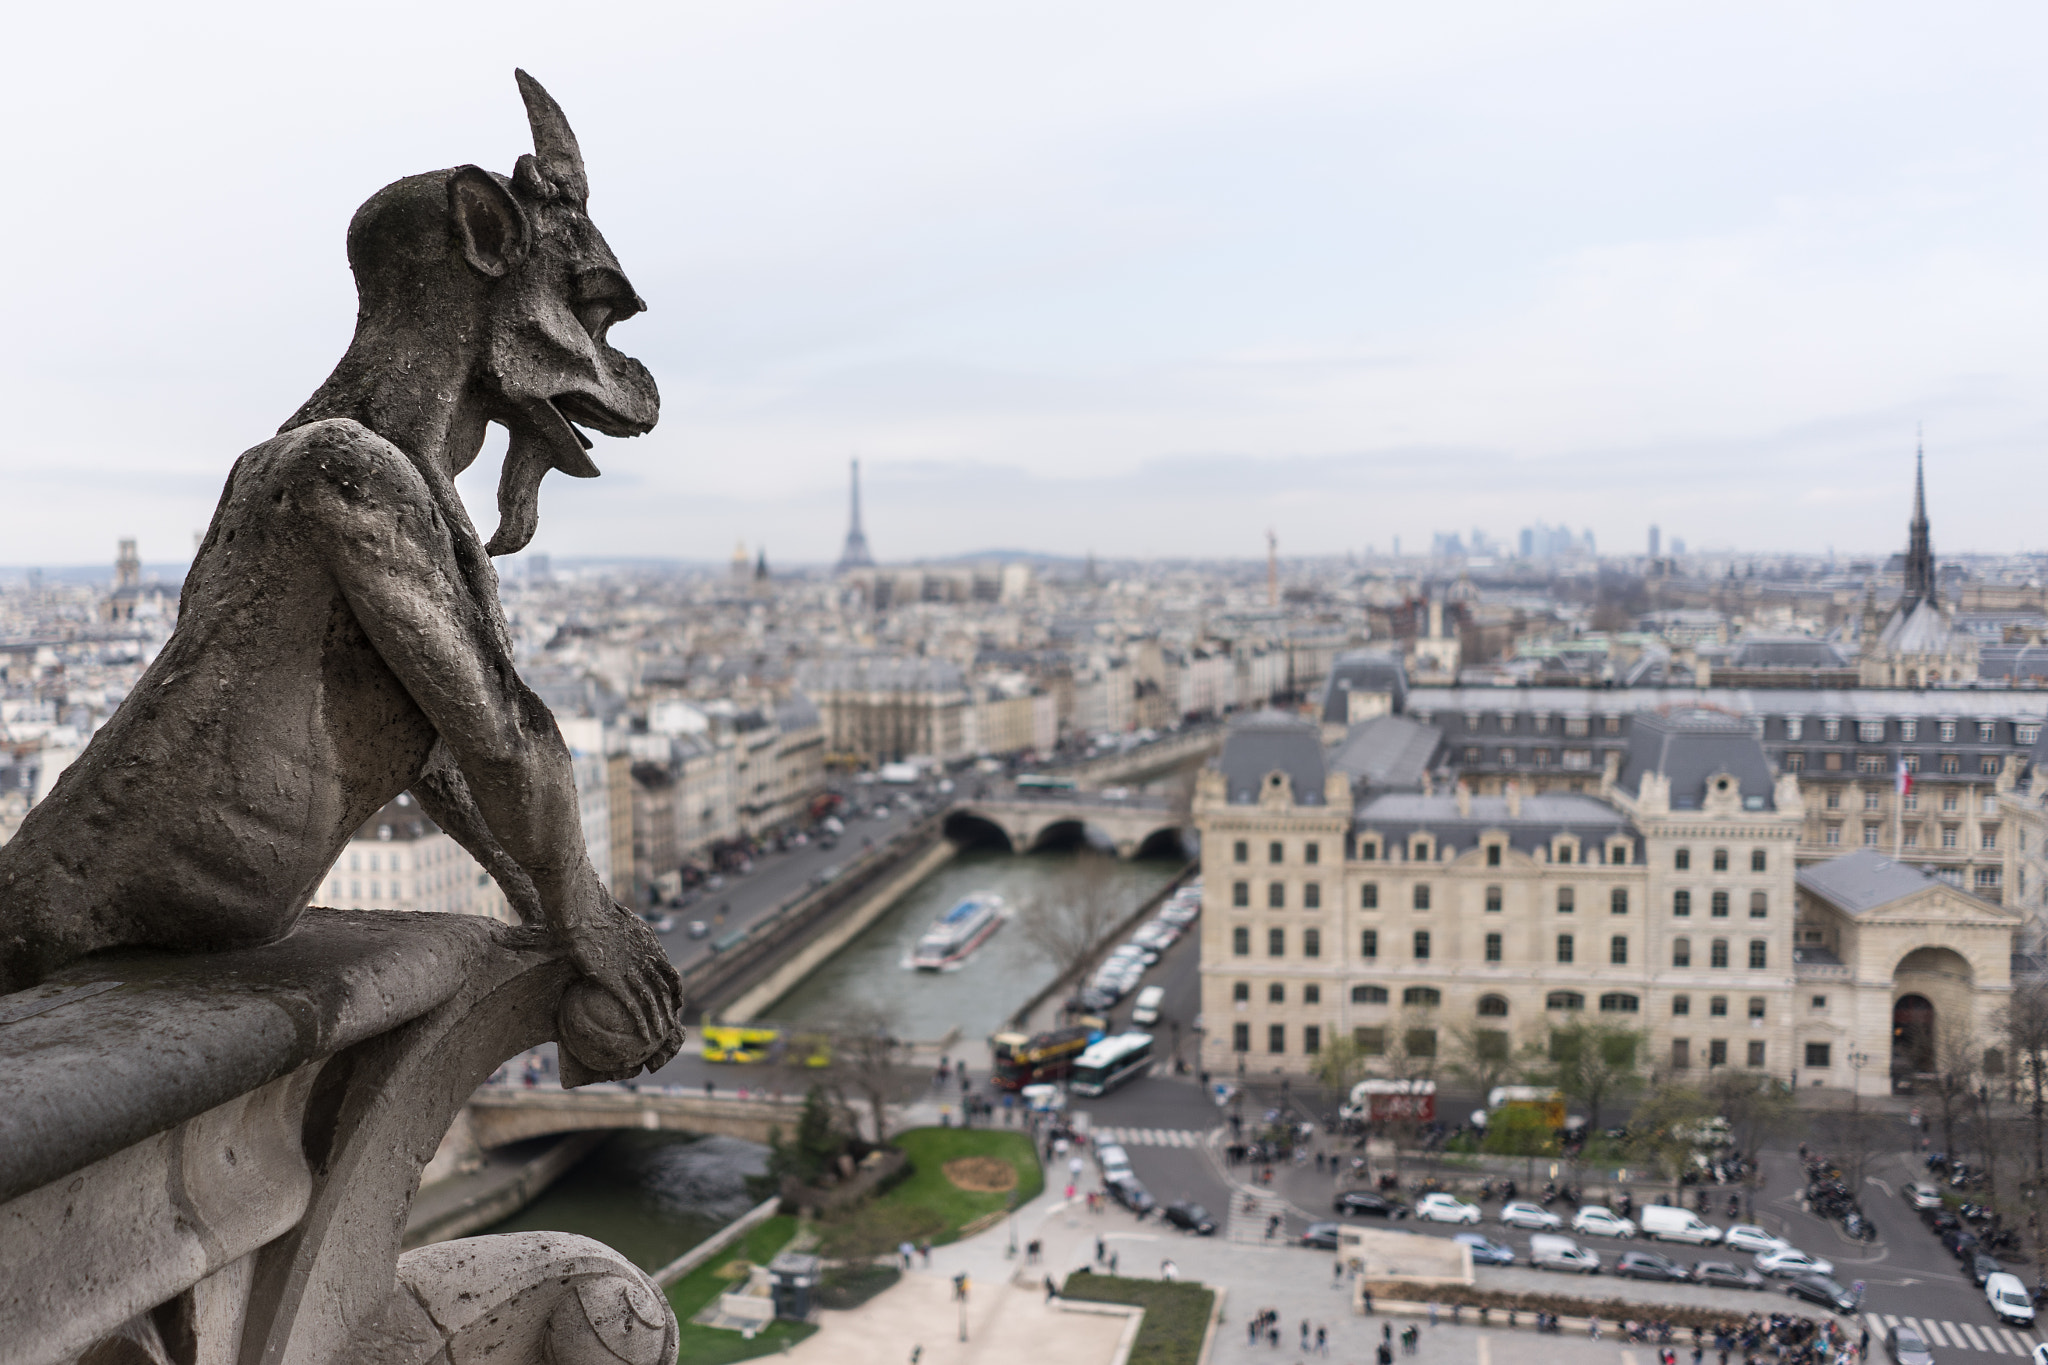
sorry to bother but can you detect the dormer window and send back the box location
[1411,837,1432,861]
[1360,841,1378,861]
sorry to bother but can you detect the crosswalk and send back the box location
[1227,1191,1289,1245]
[1093,1125,1210,1148]
[1866,1313,2040,1357]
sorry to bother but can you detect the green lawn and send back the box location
[1058,1272,1215,1365]
[869,1127,1045,1245]
[666,1215,820,1365]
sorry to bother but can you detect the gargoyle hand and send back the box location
[560,893,686,1069]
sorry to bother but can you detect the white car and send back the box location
[1571,1206,1638,1239]
[1903,1182,1944,1211]
[1755,1247,1834,1279]
[1019,1084,1066,1113]
[1990,1272,2038,1326]
[1414,1193,1482,1226]
[1096,1143,1133,1183]
[1500,1201,1563,1231]
[1722,1224,1791,1255]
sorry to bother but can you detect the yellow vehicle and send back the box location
[699,1024,833,1068]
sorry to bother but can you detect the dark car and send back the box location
[1925,1209,1962,1234]
[1108,1176,1155,1215]
[1692,1261,1766,1291]
[1783,1274,1860,1314]
[1334,1191,1409,1219]
[1969,1252,2004,1287]
[1164,1201,1217,1235]
[1886,1325,1935,1365]
[1942,1228,1980,1260]
[1454,1232,1516,1266]
[1301,1221,1344,1250]
[1616,1250,1692,1283]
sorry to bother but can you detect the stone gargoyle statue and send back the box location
[0,69,682,1082]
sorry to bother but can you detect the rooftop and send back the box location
[1796,848,1945,915]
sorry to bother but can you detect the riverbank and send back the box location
[402,1132,604,1249]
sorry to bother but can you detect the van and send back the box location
[1640,1205,1724,1246]
[1529,1234,1601,1274]
[1131,986,1166,1025]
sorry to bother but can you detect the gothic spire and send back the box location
[1903,433,1936,608]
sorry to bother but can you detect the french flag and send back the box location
[1896,759,1913,798]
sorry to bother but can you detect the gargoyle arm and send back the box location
[412,739,546,926]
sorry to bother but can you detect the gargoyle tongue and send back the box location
[484,396,600,557]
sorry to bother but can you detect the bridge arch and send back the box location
[1027,818,1116,854]
[1134,826,1192,860]
[942,809,1014,852]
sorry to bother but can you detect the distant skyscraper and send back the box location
[837,458,876,571]
[1648,525,1661,557]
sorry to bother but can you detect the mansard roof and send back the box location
[1328,714,1443,791]
[1353,791,1631,857]
[1616,706,1777,810]
[1214,709,1328,805]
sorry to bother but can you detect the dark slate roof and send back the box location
[1617,707,1777,810]
[1328,715,1444,792]
[1319,649,1409,725]
[1731,637,1849,670]
[1796,849,1944,915]
[1981,644,2048,683]
[1353,792,1631,857]
[1215,710,1329,804]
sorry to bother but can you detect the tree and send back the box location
[1626,1084,1715,1199]
[827,1003,909,1144]
[1311,1033,1376,1100]
[754,1084,850,1199]
[1702,1068,1794,1220]
[1926,1017,1983,1161]
[1531,1020,1645,1133]
[1444,1019,1522,1099]
[1480,1105,1558,1159]
[1014,850,1127,987]
[2000,982,2048,1191]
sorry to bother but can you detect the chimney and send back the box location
[1455,781,1471,818]
[1505,779,1522,819]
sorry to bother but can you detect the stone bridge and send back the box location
[942,793,1190,859]
[463,1084,801,1148]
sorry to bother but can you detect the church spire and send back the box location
[1903,431,1936,608]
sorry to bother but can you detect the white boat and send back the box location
[911,894,1005,970]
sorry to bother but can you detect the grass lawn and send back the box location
[666,1215,820,1365]
[1059,1272,1215,1365]
[869,1127,1045,1245]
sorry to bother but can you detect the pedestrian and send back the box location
[919,1240,931,1267]
[1384,1324,1393,1345]
[1249,1319,1260,1346]
[1069,1155,1084,1182]
[1858,1332,1869,1360]
[1064,1182,1075,1201]
[1333,1259,1343,1285]
[898,1241,914,1270]
[1095,1235,1105,1263]
[1301,1321,1311,1351]
[1044,1274,1057,1302]
[1429,1302,1438,1327]
[1109,1251,1118,1275]
[1317,1326,1329,1356]
[1163,1259,1179,1281]
[1379,1344,1394,1365]
[1363,1286,1374,1314]
[911,1349,921,1365]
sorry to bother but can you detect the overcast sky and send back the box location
[6,2,2046,568]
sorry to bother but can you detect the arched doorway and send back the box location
[1893,994,1935,1077]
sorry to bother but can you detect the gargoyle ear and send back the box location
[447,165,529,279]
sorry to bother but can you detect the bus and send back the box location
[1015,773,1078,792]
[990,1025,1098,1090]
[1069,1032,1154,1097]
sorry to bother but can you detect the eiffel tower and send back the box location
[836,458,876,572]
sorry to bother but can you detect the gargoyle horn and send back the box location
[513,68,588,207]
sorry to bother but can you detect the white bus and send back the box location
[1069,1032,1154,1097]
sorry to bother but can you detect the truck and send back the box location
[1340,1079,1437,1124]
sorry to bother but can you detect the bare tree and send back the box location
[826,1002,910,1145]
[2000,982,2048,1193]
[1526,1020,1645,1133]
[1014,850,1128,987]
[1928,1017,1983,1161]
[1444,1018,1523,1100]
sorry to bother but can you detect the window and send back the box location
[1304,984,1321,1005]
[1862,784,1882,806]
[1709,995,1728,1017]
[1750,891,1768,918]
[1486,885,1503,912]
[1710,939,1729,968]
[1556,934,1575,964]
[1747,996,1765,1019]
[1233,881,1249,908]
[1268,882,1285,909]
[1268,1024,1286,1054]
[1361,883,1379,909]
[1805,1042,1831,1068]
[1599,993,1639,1013]
[1403,986,1442,1007]
[1610,935,1629,965]
[1413,884,1431,911]
[1673,995,1691,1016]
[1360,841,1378,861]
[1670,888,1696,918]
[1983,756,2003,777]
[1232,927,1250,956]
[1305,842,1320,865]
[1709,1039,1728,1067]
[1672,1039,1691,1070]
[1360,929,1378,959]
[1478,993,1508,1016]
[1611,888,1629,915]
[1233,840,1248,864]
[1812,994,1828,1010]
[1487,844,1502,867]
[1232,981,1250,1003]
[1747,1041,1766,1068]
[1233,1023,1250,1052]
[1351,985,1388,1004]
[1940,754,1960,775]
[1557,887,1576,914]
[1268,982,1285,1003]
[1943,790,1959,812]
[1825,824,1841,846]
[1484,932,1502,963]
[1404,1029,1438,1058]
[1413,930,1431,960]
[1822,718,1842,741]
[1711,891,1729,918]
[1303,928,1321,958]
[1546,991,1584,1011]
[1413,838,1432,861]
[1556,842,1574,865]
[1354,1027,1385,1055]
[1304,883,1322,909]
[1976,868,2003,890]
[1713,848,1729,871]
[1751,849,1766,872]
[1675,849,1691,870]
[1942,825,1958,849]
[1980,721,1999,743]
[1269,841,1283,863]
[1983,827,1999,851]
[1785,752,1806,772]
[1905,826,1920,847]
[1303,1025,1322,1055]
[1858,720,1884,743]
[1825,787,1841,810]
[1267,928,1284,956]
[1672,937,1692,968]
[1863,824,1879,847]
[1784,717,1805,740]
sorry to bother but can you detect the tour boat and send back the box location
[910,894,1006,970]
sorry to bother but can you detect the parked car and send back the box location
[1692,1261,1766,1291]
[1163,1202,1217,1235]
[1572,1206,1638,1239]
[1334,1191,1409,1219]
[1723,1225,1791,1255]
[1942,1228,1980,1260]
[1756,1248,1835,1279]
[1783,1273,1860,1314]
[1501,1201,1563,1231]
[1415,1193,1482,1226]
[1616,1250,1692,1282]
[1108,1176,1155,1215]
[1640,1205,1723,1245]
[1130,986,1166,1026]
[1528,1233,1601,1274]
[1301,1221,1346,1250]
[1925,1209,1962,1235]
[1453,1232,1516,1266]
[1969,1253,2004,1288]
[1095,1143,1133,1184]
[1989,1271,2038,1326]
[1904,1182,1946,1211]
[1885,1325,1935,1365]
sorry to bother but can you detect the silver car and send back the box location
[1500,1200,1563,1231]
